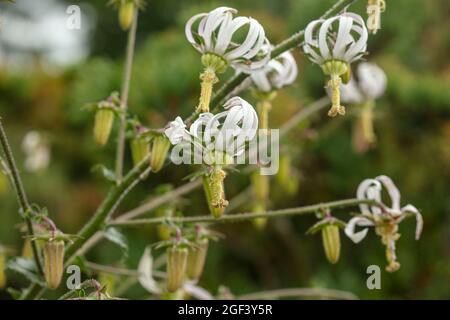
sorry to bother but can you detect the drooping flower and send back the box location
[345,175,423,272]
[185,7,270,112]
[366,0,386,34]
[303,13,368,117]
[165,97,258,217]
[339,62,387,153]
[165,96,258,166]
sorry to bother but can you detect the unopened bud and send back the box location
[322,225,341,264]
[150,136,170,172]
[22,238,33,259]
[0,249,6,289]
[131,137,150,167]
[187,239,209,280]
[43,240,65,289]
[93,109,114,146]
[119,1,135,30]
[166,246,188,293]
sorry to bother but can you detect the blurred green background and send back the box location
[0,0,449,299]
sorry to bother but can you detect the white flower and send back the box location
[165,97,258,165]
[250,48,298,93]
[303,13,368,66]
[345,175,423,243]
[340,62,387,104]
[164,116,190,145]
[185,6,270,73]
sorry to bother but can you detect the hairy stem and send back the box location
[108,198,379,227]
[238,287,358,300]
[116,9,139,183]
[0,118,43,275]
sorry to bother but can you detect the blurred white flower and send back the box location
[303,13,368,117]
[165,97,258,165]
[345,175,423,272]
[185,7,270,73]
[249,48,298,93]
[21,131,51,172]
[340,62,387,104]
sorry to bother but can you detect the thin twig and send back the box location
[116,9,139,183]
[108,198,379,227]
[238,287,358,300]
[0,118,43,275]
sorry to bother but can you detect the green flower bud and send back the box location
[0,249,6,289]
[93,109,114,146]
[166,246,188,293]
[43,240,65,289]
[119,1,134,30]
[321,225,341,264]
[187,239,209,280]
[150,136,170,172]
[22,238,33,259]
[130,136,150,167]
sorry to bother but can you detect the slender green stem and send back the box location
[207,0,359,113]
[0,118,43,276]
[116,9,139,183]
[238,287,358,300]
[108,198,379,227]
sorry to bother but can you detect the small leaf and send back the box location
[6,287,24,300]
[92,164,116,183]
[104,227,129,258]
[7,257,45,286]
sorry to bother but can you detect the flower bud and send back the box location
[43,240,65,289]
[321,225,341,264]
[131,136,150,167]
[22,238,33,259]
[0,249,6,289]
[119,1,135,30]
[150,136,170,172]
[166,246,188,293]
[187,239,209,280]
[93,109,114,146]
[0,170,8,195]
